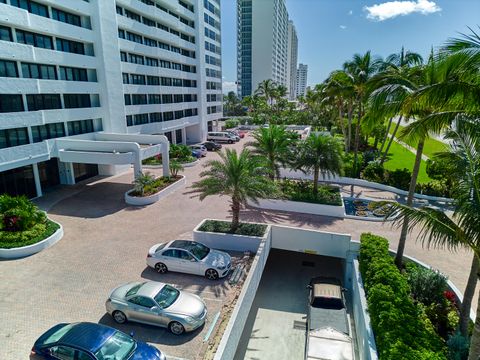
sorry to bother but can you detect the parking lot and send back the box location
[234,249,347,360]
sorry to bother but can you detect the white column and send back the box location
[162,143,170,177]
[181,128,187,144]
[32,163,43,198]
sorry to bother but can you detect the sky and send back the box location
[221,0,480,93]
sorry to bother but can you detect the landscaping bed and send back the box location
[359,233,463,359]
[276,179,342,206]
[0,219,60,249]
[128,175,182,197]
[198,220,267,237]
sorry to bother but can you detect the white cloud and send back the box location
[348,10,353,15]
[339,25,347,30]
[364,0,441,21]
[222,81,237,95]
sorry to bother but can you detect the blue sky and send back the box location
[221,0,480,93]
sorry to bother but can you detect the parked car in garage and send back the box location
[305,277,353,360]
[147,240,232,280]
[189,144,207,157]
[30,322,165,360]
[207,131,237,144]
[106,281,207,335]
[202,141,222,151]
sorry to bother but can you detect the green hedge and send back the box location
[198,220,267,237]
[0,219,60,249]
[359,233,447,359]
[277,179,342,206]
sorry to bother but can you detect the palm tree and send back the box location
[255,79,277,108]
[190,149,275,231]
[294,134,344,195]
[343,51,383,175]
[133,172,155,197]
[385,118,480,357]
[247,125,295,180]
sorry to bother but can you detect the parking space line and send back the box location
[204,311,221,342]
[165,355,190,360]
[201,297,223,302]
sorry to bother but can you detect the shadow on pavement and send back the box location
[98,313,203,346]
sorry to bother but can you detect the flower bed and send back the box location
[359,233,448,359]
[125,175,185,206]
[128,176,182,197]
[0,219,60,249]
[277,179,342,206]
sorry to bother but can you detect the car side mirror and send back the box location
[151,306,160,312]
[190,258,197,262]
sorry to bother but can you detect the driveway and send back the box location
[0,134,475,359]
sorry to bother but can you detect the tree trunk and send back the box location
[231,198,240,232]
[460,255,479,337]
[347,101,353,151]
[395,139,424,268]
[378,117,393,155]
[381,116,403,165]
[269,154,276,180]
[313,165,319,196]
[352,101,362,177]
[339,106,348,152]
[468,285,480,360]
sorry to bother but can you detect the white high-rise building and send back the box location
[286,21,298,100]
[296,63,308,98]
[237,0,291,98]
[0,0,222,198]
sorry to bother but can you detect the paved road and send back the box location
[0,134,475,360]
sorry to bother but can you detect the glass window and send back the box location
[0,94,24,113]
[63,94,91,109]
[0,26,12,42]
[154,285,180,309]
[0,60,18,78]
[67,119,94,135]
[52,8,81,27]
[128,296,155,308]
[94,332,135,360]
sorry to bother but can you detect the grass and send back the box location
[382,140,431,183]
[388,123,447,159]
[0,219,60,249]
[198,220,267,237]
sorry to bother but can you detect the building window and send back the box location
[150,112,162,122]
[124,94,131,105]
[67,119,94,135]
[161,94,172,104]
[147,76,159,86]
[59,66,89,82]
[133,113,149,125]
[21,62,57,80]
[0,127,29,149]
[122,73,129,84]
[26,94,61,111]
[120,51,127,62]
[0,60,18,78]
[116,6,123,15]
[173,94,183,103]
[163,111,173,121]
[56,38,85,55]
[148,94,161,104]
[63,94,91,109]
[126,115,133,126]
[0,25,13,42]
[0,94,24,113]
[130,74,146,85]
[52,8,82,27]
[131,94,147,105]
[16,29,53,49]
[31,122,65,143]
[10,0,49,18]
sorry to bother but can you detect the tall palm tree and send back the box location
[247,125,295,180]
[385,118,480,357]
[190,149,275,231]
[294,134,344,195]
[255,79,277,108]
[343,51,382,175]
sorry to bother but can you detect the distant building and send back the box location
[286,21,298,100]
[296,64,308,98]
[237,0,293,98]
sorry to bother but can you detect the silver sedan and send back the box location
[105,281,207,335]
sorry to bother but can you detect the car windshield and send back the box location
[38,324,74,346]
[189,242,210,260]
[154,285,180,309]
[126,283,145,297]
[94,332,136,360]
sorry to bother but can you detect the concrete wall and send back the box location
[214,227,272,360]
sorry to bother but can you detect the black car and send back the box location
[202,141,222,151]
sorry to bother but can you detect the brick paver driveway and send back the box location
[0,134,475,359]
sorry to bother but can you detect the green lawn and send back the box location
[387,123,447,159]
[383,139,431,183]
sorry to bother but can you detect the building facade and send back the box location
[296,63,308,98]
[237,0,292,98]
[0,0,222,198]
[286,20,297,100]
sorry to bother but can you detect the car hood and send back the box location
[131,341,164,360]
[110,282,141,301]
[204,249,231,268]
[167,291,205,317]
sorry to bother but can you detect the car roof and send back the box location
[136,281,166,298]
[169,239,197,250]
[56,322,117,353]
[310,277,342,300]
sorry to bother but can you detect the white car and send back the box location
[190,144,207,157]
[147,240,232,280]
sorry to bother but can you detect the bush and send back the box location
[406,263,448,306]
[131,176,180,197]
[416,180,451,198]
[277,179,342,206]
[0,194,46,231]
[169,144,192,162]
[447,332,469,360]
[198,220,267,237]
[0,219,60,249]
[385,168,412,190]
[359,233,447,359]
[224,119,239,129]
[343,152,364,178]
[361,161,385,183]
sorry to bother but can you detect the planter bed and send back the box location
[193,219,270,253]
[0,220,63,259]
[125,175,186,206]
[143,159,199,169]
[249,198,346,218]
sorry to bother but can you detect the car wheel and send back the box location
[169,321,185,335]
[228,140,233,144]
[155,263,168,274]
[205,268,219,280]
[113,311,127,324]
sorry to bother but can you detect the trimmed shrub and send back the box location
[385,168,412,190]
[0,219,59,249]
[447,332,469,360]
[224,119,239,129]
[406,264,448,306]
[359,233,447,359]
[198,220,267,237]
[361,161,385,183]
[416,180,451,198]
[277,179,342,206]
